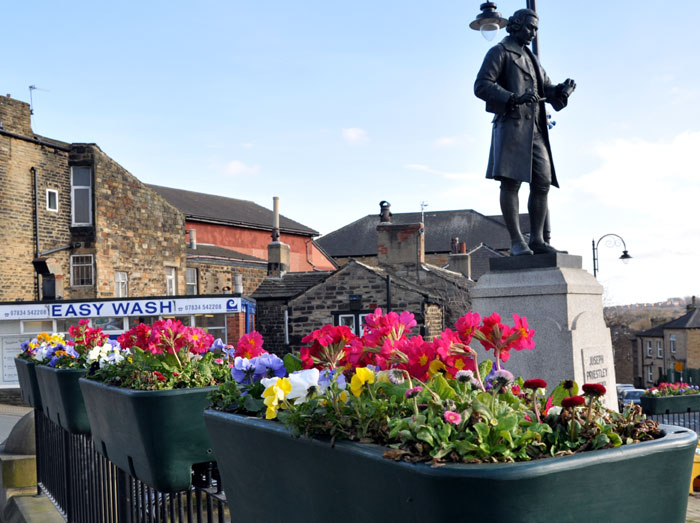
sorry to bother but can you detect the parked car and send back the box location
[619,388,645,410]
[616,384,635,401]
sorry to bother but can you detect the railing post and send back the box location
[116,467,132,523]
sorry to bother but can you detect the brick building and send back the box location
[0,93,330,385]
[635,298,700,387]
[254,213,472,355]
[316,201,528,281]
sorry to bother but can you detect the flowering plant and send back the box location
[18,320,124,369]
[209,309,661,464]
[86,319,233,390]
[644,382,700,397]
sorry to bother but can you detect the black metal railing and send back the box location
[35,410,230,523]
[648,410,700,434]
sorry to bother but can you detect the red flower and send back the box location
[153,371,167,382]
[523,378,547,390]
[455,312,481,344]
[235,331,266,359]
[582,383,606,396]
[561,395,585,408]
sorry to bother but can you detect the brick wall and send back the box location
[286,263,442,352]
[188,261,266,296]
[0,96,73,301]
[91,146,187,298]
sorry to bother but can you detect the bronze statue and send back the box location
[474,8,575,256]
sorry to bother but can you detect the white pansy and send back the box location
[287,368,320,405]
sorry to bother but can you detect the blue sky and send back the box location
[5,1,700,305]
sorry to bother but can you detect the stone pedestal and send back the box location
[471,254,618,410]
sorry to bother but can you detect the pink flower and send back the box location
[513,314,536,351]
[455,312,481,344]
[235,331,266,359]
[405,386,423,399]
[443,410,462,425]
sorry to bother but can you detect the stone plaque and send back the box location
[580,347,614,389]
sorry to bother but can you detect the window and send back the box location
[670,335,677,353]
[657,341,663,359]
[71,166,92,226]
[647,367,653,383]
[165,267,177,295]
[335,312,371,336]
[22,320,54,334]
[646,340,652,357]
[46,189,58,212]
[115,272,128,297]
[70,255,94,286]
[186,268,198,295]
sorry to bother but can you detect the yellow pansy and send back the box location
[262,377,292,419]
[350,367,375,397]
[428,359,447,377]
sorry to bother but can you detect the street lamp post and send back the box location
[592,234,632,278]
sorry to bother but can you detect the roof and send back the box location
[317,209,529,257]
[354,261,444,301]
[252,271,332,300]
[187,244,266,264]
[148,185,318,236]
[639,307,700,336]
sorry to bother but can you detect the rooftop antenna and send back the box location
[28,85,49,116]
[420,201,428,224]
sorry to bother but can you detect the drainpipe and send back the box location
[31,167,40,300]
[305,239,319,271]
[385,275,392,312]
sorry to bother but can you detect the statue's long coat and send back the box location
[474,36,568,187]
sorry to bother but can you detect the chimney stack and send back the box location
[267,196,290,278]
[448,241,471,279]
[188,229,197,250]
[234,273,243,294]
[377,201,424,267]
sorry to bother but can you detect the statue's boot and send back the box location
[528,189,559,254]
[500,183,533,256]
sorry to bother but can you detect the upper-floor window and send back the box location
[186,268,198,295]
[657,341,663,359]
[71,255,94,286]
[165,267,177,296]
[115,272,128,298]
[71,166,92,226]
[670,334,677,353]
[647,367,653,383]
[646,340,652,357]
[336,312,370,336]
[46,189,58,212]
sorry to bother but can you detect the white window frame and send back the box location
[338,314,356,334]
[71,166,93,226]
[670,335,677,353]
[647,367,653,383]
[21,319,56,334]
[646,340,652,357]
[186,267,198,295]
[657,341,663,359]
[115,272,128,298]
[46,189,58,212]
[70,254,94,287]
[165,267,177,296]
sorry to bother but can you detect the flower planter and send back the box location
[79,379,216,492]
[35,366,89,433]
[204,410,697,523]
[14,358,42,409]
[641,394,700,414]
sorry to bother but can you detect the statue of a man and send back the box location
[474,8,575,256]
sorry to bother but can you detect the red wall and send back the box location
[188,221,335,272]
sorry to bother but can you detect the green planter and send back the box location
[204,411,697,523]
[14,358,42,410]
[79,379,216,492]
[35,366,89,433]
[641,394,700,414]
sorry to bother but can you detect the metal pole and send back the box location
[592,239,598,278]
[526,0,539,57]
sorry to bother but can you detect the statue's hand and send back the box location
[559,78,576,98]
[514,90,540,105]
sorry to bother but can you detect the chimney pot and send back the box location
[188,229,197,249]
[272,196,280,241]
[459,241,467,254]
[379,201,392,223]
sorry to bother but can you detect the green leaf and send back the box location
[479,360,493,382]
[431,374,456,400]
[549,380,579,407]
[473,422,490,442]
[496,414,518,432]
[417,428,435,447]
[283,353,303,374]
[243,394,264,413]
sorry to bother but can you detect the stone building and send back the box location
[254,210,472,354]
[635,298,700,387]
[316,202,528,281]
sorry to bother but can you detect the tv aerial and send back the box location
[28,85,49,115]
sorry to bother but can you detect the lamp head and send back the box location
[620,250,632,264]
[469,2,507,41]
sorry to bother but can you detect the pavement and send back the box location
[688,495,700,523]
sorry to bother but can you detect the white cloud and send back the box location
[224,160,260,176]
[433,135,474,148]
[342,127,369,144]
[404,163,472,180]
